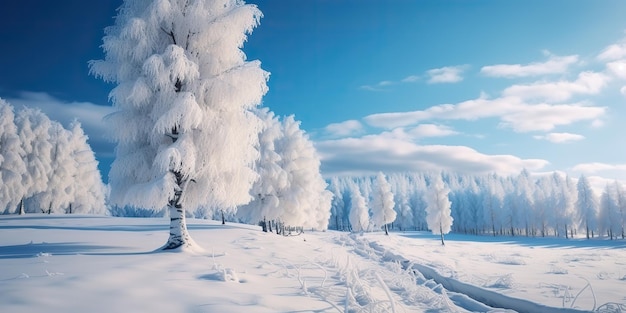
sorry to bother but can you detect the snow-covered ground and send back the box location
[1,215,625,312]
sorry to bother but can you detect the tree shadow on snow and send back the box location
[398,231,626,249]
[0,242,154,259]
[0,224,167,233]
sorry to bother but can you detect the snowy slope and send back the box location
[1,215,624,312]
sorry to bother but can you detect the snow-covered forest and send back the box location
[0,99,106,215]
[327,171,626,240]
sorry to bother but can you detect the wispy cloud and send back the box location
[359,66,464,91]
[324,120,364,137]
[407,124,458,138]
[598,42,626,61]
[401,75,420,83]
[572,162,626,174]
[502,71,611,102]
[481,52,579,78]
[363,95,605,133]
[6,91,115,156]
[359,80,395,91]
[533,132,585,143]
[427,65,468,84]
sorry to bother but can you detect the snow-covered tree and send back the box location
[238,111,331,231]
[236,108,285,229]
[515,169,535,236]
[533,175,555,237]
[370,172,396,235]
[576,175,598,239]
[0,99,27,213]
[349,185,369,233]
[328,177,346,230]
[409,173,428,231]
[90,0,269,250]
[453,176,482,234]
[425,174,453,245]
[599,183,621,240]
[67,121,107,214]
[392,174,414,231]
[613,181,626,239]
[482,174,504,236]
[31,122,76,214]
[15,107,54,214]
[551,173,577,238]
[274,115,332,230]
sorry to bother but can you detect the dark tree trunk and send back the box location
[440,224,445,246]
[18,198,25,215]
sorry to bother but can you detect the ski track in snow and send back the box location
[340,233,626,313]
[347,235,586,312]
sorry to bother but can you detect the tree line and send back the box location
[328,170,625,240]
[0,99,107,215]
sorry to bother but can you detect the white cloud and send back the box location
[620,85,626,96]
[359,85,385,92]
[498,102,605,132]
[502,71,611,102]
[359,80,394,91]
[481,53,579,78]
[401,75,419,83]
[7,91,115,156]
[598,43,626,61]
[323,120,364,137]
[533,132,585,143]
[591,119,605,128]
[407,124,458,138]
[606,60,626,79]
[571,163,626,189]
[427,66,467,84]
[363,95,606,133]
[316,133,548,177]
[572,162,626,174]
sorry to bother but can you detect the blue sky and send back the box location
[1,0,626,188]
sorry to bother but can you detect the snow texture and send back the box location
[1,214,625,312]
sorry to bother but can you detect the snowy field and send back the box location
[1,215,625,313]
